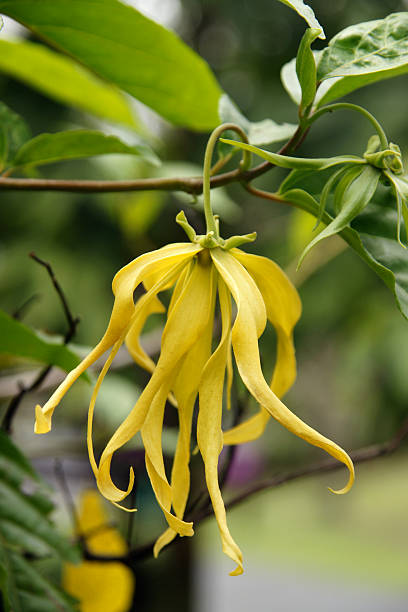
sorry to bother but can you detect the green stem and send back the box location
[203,123,249,235]
[309,103,388,150]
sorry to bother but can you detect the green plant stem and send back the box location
[309,103,388,149]
[202,123,249,235]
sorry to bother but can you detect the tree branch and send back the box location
[0,163,270,194]
[80,416,408,565]
[0,125,306,195]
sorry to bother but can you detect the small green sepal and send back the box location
[176,210,197,242]
[222,232,257,250]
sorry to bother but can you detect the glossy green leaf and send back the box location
[298,165,380,265]
[281,56,302,106]
[0,40,137,127]
[276,0,325,38]
[296,28,321,111]
[281,50,337,108]
[284,14,408,109]
[281,188,408,319]
[220,138,365,170]
[316,13,408,105]
[0,309,86,375]
[0,101,31,169]
[218,94,297,146]
[12,130,159,169]
[0,0,222,131]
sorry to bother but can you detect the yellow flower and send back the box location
[35,232,354,576]
[63,490,134,612]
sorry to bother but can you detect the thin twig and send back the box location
[12,294,40,320]
[1,255,80,433]
[244,182,291,204]
[29,252,78,332]
[198,417,408,520]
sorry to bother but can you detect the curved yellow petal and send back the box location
[87,337,125,479]
[232,249,301,334]
[153,527,177,558]
[225,339,233,412]
[223,250,301,445]
[125,264,193,405]
[125,296,164,374]
[154,285,215,556]
[143,384,194,536]
[97,252,215,505]
[211,248,354,495]
[87,258,191,511]
[35,243,201,434]
[197,278,243,576]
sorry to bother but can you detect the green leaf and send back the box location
[297,165,380,265]
[0,547,78,612]
[281,188,408,319]
[316,13,408,105]
[11,130,160,169]
[0,431,39,486]
[296,28,321,111]
[0,433,79,611]
[281,50,342,109]
[0,39,137,128]
[0,0,223,131]
[0,309,87,375]
[0,101,31,169]
[220,138,365,170]
[279,166,335,194]
[218,94,297,146]
[281,57,302,106]
[276,0,325,38]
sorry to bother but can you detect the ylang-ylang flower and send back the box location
[35,124,354,575]
[35,226,354,575]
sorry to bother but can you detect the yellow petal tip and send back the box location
[34,405,51,434]
[183,523,194,538]
[229,564,244,577]
[328,462,355,495]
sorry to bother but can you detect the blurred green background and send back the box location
[1,1,408,610]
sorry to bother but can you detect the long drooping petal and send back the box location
[87,258,194,512]
[153,285,215,556]
[125,296,164,374]
[97,253,215,510]
[211,248,354,494]
[35,243,201,434]
[143,384,194,535]
[197,278,243,576]
[223,250,301,445]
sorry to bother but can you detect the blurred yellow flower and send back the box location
[63,490,134,612]
[35,237,354,576]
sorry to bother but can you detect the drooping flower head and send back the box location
[34,124,354,576]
